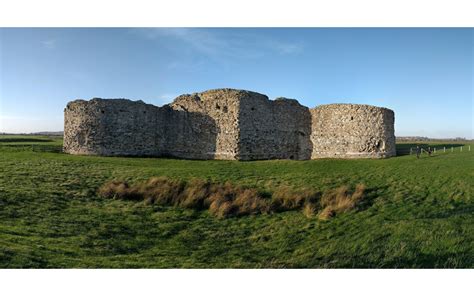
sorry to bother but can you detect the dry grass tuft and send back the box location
[98,180,142,200]
[141,177,186,205]
[352,184,366,203]
[302,203,317,218]
[318,183,366,220]
[271,186,321,214]
[97,177,366,220]
[317,207,335,220]
[233,189,269,216]
[180,179,211,209]
[215,201,237,218]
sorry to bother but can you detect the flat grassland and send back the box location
[0,135,473,268]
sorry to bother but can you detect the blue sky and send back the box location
[0,28,472,138]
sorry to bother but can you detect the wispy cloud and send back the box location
[273,42,304,55]
[144,28,226,56]
[41,39,56,49]
[133,28,304,60]
[166,59,206,72]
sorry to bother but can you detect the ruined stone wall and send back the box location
[166,89,242,160]
[168,89,313,160]
[64,98,163,156]
[310,104,396,158]
[64,89,396,160]
[238,96,312,160]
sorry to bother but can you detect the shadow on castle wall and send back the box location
[160,108,218,160]
[236,96,313,160]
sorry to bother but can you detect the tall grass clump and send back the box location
[98,177,367,220]
[97,180,142,200]
[318,184,366,220]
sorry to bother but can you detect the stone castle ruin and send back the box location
[64,88,396,160]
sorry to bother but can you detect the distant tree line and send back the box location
[396,136,470,142]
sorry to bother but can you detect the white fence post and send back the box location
[461,146,463,152]
[451,147,454,152]
[434,147,436,153]
[444,147,446,152]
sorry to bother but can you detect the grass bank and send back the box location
[0,135,473,268]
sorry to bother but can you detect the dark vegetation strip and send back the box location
[98,177,367,220]
[0,144,63,153]
[0,138,54,143]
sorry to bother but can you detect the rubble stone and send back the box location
[63,89,396,160]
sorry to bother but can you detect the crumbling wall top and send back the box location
[312,103,394,113]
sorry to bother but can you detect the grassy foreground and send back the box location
[0,135,473,268]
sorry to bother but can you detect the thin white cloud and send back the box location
[273,42,304,55]
[138,28,223,56]
[133,28,304,59]
[41,39,56,49]
[166,59,206,72]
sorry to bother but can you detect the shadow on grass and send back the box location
[357,185,388,211]
[0,138,54,143]
[382,251,472,268]
[0,144,63,153]
[423,203,474,220]
[420,154,444,158]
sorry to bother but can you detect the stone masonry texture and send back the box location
[310,104,396,158]
[64,88,396,160]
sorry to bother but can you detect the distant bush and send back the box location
[98,177,366,220]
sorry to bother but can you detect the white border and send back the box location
[0,0,473,27]
[1,269,473,296]
[1,0,473,295]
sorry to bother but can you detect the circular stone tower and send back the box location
[310,104,396,158]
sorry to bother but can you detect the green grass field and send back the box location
[0,135,473,268]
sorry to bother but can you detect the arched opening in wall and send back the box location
[223,106,228,113]
[376,140,385,151]
[101,110,105,114]
[215,103,221,110]
[350,116,353,120]
[289,155,294,160]
[251,107,255,111]
[76,132,86,146]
